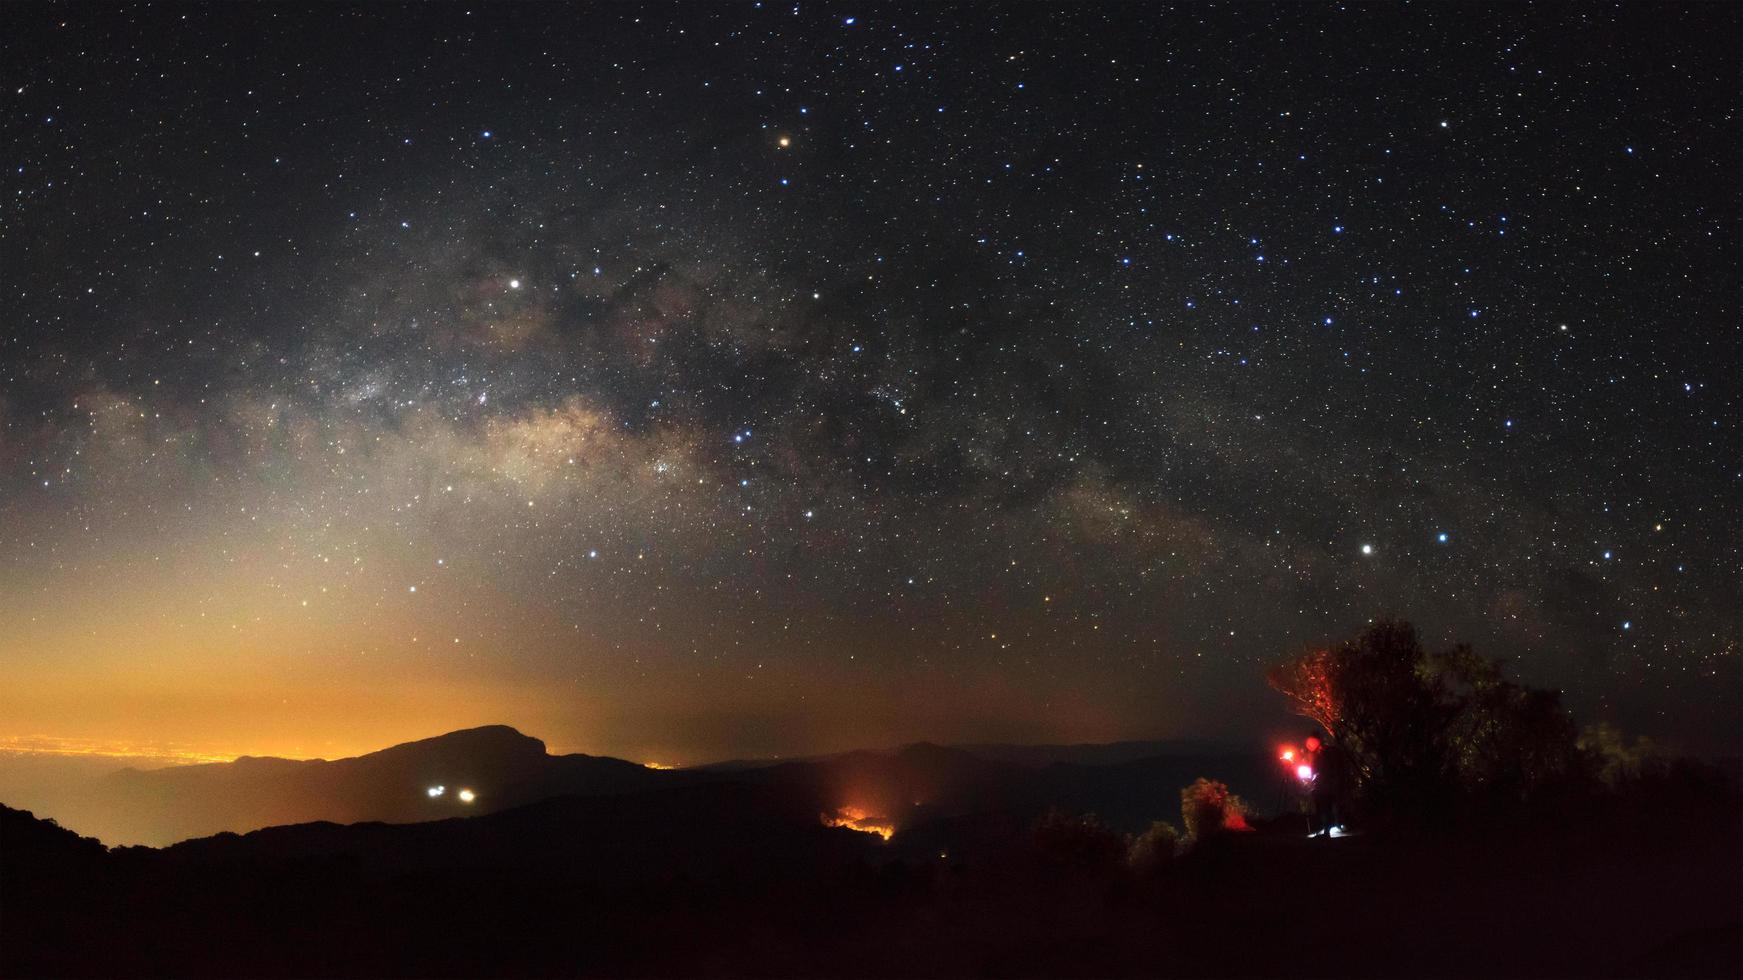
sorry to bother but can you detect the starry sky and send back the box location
[2,3,1737,764]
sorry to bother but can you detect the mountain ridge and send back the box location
[10,724,1276,847]
[37,724,670,846]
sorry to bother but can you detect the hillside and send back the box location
[4,786,1738,978]
[28,725,674,846]
[8,726,1275,847]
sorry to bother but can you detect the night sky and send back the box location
[2,3,1737,764]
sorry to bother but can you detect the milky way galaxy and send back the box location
[2,4,1736,762]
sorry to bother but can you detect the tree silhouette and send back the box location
[1126,820,1180,874]
[1267,619,1582,825]
[1180,777,1252,840]
[1433,644,1581,804]
[1267,621,1456,821]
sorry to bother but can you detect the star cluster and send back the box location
[1,4,1736,760]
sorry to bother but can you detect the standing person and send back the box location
[1300,734,1324,834]
[1310,735,1350,837]
[1295,734,1323,835]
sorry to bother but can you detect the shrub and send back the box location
[1578,722,1664,788]
[1180,778,1251,841]
[1127,820,1180,875]
[1030,809,1128,872]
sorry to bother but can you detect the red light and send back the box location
[1305,736,1322,753]
[1280,749,1295,762]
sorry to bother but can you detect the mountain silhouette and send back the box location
[49,725,673,846]
[19,725,1280,847]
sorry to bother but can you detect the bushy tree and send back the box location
[1577,722,1663,787]
[1126,820,1181,875]
[1180,778,1251,841]
[1267,621,1456,820]
[1434,644,1582,804]
[1030,809,1128,872]
[1267,620,1582,825]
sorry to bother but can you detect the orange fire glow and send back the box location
[821,805,895,841]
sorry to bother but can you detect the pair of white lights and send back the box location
[425,785,476,803]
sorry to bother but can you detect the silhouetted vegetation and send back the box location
[1180,777,1252,841]
[1266,620,1601,828]
[1030,808,1128,873]
[1580,721,1666,787]
[1126,819,1181,876]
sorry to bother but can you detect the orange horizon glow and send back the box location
[0,735,237,766]
[1,486,1172,776]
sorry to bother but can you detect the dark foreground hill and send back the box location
[5,781,1740,978]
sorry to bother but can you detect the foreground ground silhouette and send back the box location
[5,763,1739,978]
